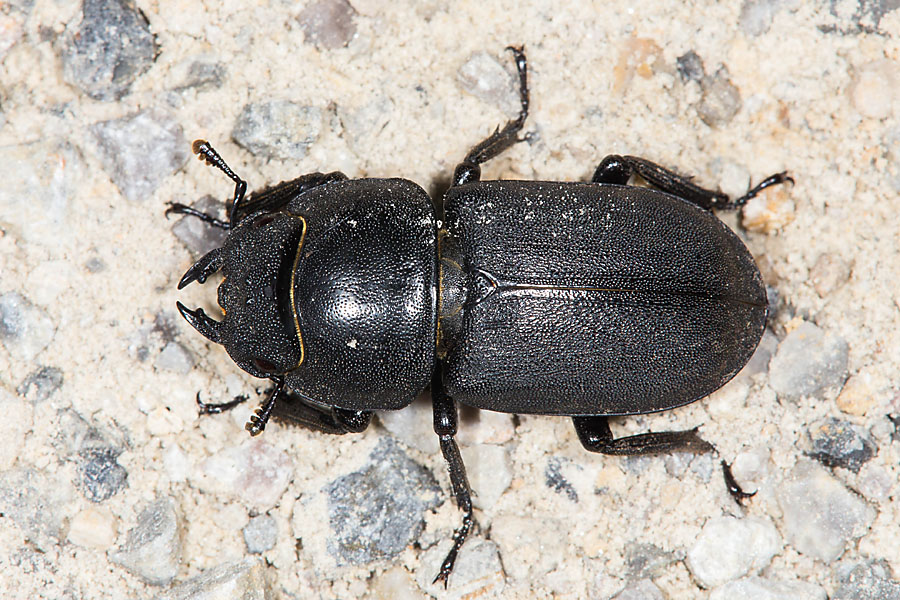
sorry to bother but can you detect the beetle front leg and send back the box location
[431,374,474,587]
[451,46,530,187]
[591,155,793,211]
[572,415,714,455]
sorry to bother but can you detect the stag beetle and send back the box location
[168,46,790,585]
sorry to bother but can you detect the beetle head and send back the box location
[178,210,306,379]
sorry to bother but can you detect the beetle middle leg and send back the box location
[451,45,530,187]
[572,415,714,455]
[431,373,474,587]
[591,154,793,211]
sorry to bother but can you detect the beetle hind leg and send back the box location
[451,46,530,187]
[591,154,793,211]
[572,415,714,455]
[431,374,474,587]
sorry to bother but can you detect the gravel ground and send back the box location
[1,1,900,599]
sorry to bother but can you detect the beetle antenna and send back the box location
[246,378,285,436]
[192,139,248,224]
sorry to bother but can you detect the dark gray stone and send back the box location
[78,446,128,503]
[174,60,226,92]
[676,50,705,82]
[169,196,229,256]
[91,109,189,202]
[806,417,876,473]
[109,496,183,585]
[243,515,278,554]
[545,456,578,502]
[297,0,357,50]
[625,542,679,580]
[54,409,129,502]
[325,437,440,565]
[60,0,158,101]
[0,292,56,361]
[769,321,849,400]
[822,0,900,35]
[231,101,323,161]
[17,365,64,403]
[833,559,900,600]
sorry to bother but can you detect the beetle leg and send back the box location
[572,415,714,455]
[165,203,231,229]
[271,392,372,435]
[451,46,530,187]
[591,154,793,211]
[431,374,474,587]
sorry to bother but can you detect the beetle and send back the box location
[168,46,790,585]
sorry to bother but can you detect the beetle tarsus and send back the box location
[191,139,248,224]
[196,392,247,414]
[165,202,231,229]
[732,171,794,207]
[721,459,757,505]
[246,379,285,436]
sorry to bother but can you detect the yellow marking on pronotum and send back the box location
[288,215,308,367]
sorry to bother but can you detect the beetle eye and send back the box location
[253,358,277,373]
[253,214,277,229]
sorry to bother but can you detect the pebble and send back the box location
[462,443,512,509]
[850,60,898,120]
[67,507,118,549]
[198,438,294,511]
[810,253,852,298]
[742,329,778,377]
[152,557,273,600]
[457,51,522,117]
[169,196,229,257]
[297,0,357,50]
[625,542,680,580]
[243,515,277,554]
[109,496,183,586]
[768,321,849,400]
[0,292,56,362]
[777,460,873,562]
[369,566,422,600]
[686,515,782,588]
[0,468,72,551]
[805,417,876,473]
[490,514,565,581]
[835,370,880,417]
[16,366,63,404]
[325,437,439,565]
[738,0,784,36]
[78,446,128,503]
[416,539,505,598]
[612,579,666,600]
[91,110,190,202]
[59,0,157,101]
[696,68,742,127]
[231,101,323,161]
[710,576,827,600]
[833,559,900,600]
[172,59,227,93]
[856,464,893,503]
[154,341,195,375]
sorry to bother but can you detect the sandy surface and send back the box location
[1,1,899,598]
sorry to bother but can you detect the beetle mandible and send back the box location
[169,46,791,585]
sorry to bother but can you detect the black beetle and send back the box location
[169,46,790,585]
